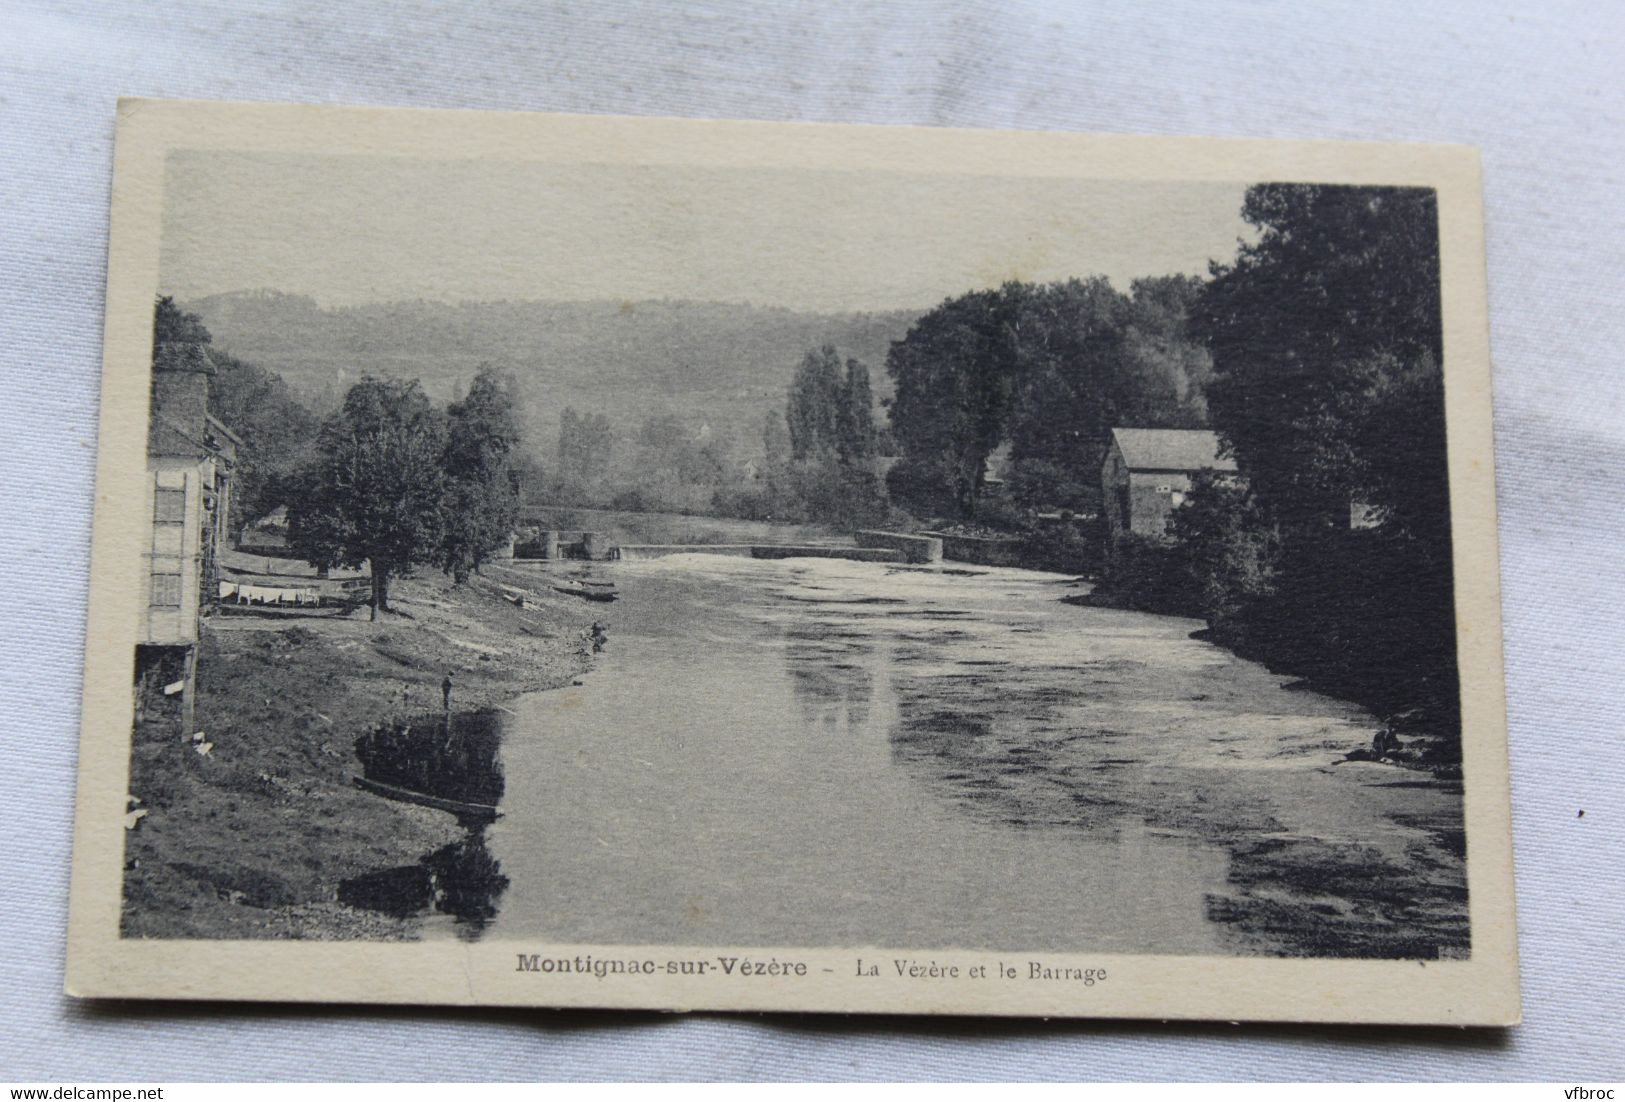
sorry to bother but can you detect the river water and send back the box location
[466,553,1465,956]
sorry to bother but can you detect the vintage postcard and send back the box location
[66,99,1518,1023]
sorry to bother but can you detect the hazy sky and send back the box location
[159,150,1253,313]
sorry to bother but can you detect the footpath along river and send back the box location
[478,553,1469,958]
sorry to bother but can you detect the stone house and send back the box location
[1101,427,1236,540]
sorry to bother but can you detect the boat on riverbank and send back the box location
[353,775,503,824]
[552,580,618,602]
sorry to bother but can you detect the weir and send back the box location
[614,544,905,563]
[854,530,943,564]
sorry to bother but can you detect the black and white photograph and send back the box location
[65,102,1516,1022]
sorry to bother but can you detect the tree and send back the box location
[555,407,615,505]
[1004,278,1128,510]
[1001,277,1214,514]
[1197,184,1443,532]
[836,357,878,465]
[440,367,523,583]
[786,345,846,460]
[206,347,321,530]
[776,346,889,526]
[749,407,801,521]
[1114,275,1213,430]
[287,377,446,619]
[762,406,792,473]
[886,286,1023,517]
[1192,184,1458,740]
[1166,470,1281,642]
[153,295,212,352]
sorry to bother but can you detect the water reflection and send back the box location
[347,709,510,937]
[785,630,874,731]
[338,830,509,938]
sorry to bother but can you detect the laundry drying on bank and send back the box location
[219,581,322,607]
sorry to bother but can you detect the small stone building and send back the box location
[1101,427,1236,540]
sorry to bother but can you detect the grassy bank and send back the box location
[121,564,597,939]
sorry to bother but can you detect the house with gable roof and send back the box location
[1100,427,1237,540]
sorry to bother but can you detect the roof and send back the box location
[1110,428,1237,473]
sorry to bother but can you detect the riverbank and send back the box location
[121,565,597,940]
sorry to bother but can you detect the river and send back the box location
[469,553,1469,958]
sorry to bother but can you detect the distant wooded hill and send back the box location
[184,290,921,459]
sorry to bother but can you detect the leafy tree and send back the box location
[1165,470,1281,640]
[743,407,802,521]
[206,348,321,530]
[786,345,846,460]
[886,286,1023,517]
[762,406,792,472]
[777,346,889,526]
[287,377,446,619]
[440,367,522,583]
[1192,184,1458,743]
[1004,278,1128,510]
[1114,275,1213,430]
[555,407,616,505]
[1197,184,1442,531]
[836,357,878,465]
[153,295,212,352]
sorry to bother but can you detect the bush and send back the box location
[1022,516,1104,574]
[884,455,959,520]
[1168,471,1281,647]
[973,494,1032,533]
[791,460,891,529]
[1092,533,1194,615]
[1006,457,1098,513]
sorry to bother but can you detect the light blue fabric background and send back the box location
[3,0,1621,1082]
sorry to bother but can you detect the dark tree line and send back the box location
[1098,185,1459,752]
[884,276,1212,520]
[875,185,1458,750]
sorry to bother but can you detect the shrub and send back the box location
[973,494,1032,533]
[1093,532,1194,615]
[1167,471,1281,647]
[884,455,960,520]
[1006,457,1098,513]
[1021,519,1102,574]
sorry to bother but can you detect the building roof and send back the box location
[1110,428,1237,473]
